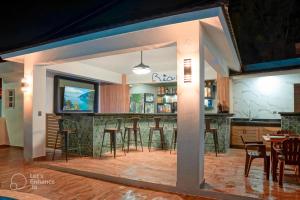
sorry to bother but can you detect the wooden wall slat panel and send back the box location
[217,74,230,111]
[100,74,129,113]
[46,114,61,148]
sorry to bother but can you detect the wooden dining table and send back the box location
[262,135,289,181]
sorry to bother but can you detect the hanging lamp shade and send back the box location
[132,51,151,75]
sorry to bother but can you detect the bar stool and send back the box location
[205,118,219,157]
[169,118,177,154]
[148,117,165,151]
[52,118,82,162]
[100,118,125,158]
[124,117,143,152]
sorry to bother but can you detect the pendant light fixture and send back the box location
[132,51,151,75]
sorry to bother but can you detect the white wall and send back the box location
[2,81,24,147]
[232,73,300,119]
[46,71,54,113]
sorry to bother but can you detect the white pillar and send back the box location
[32,65,47,158]
[23,56,34,161]
[23,56,47,161]
[176,21,205,193]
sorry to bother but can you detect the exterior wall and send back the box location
[46,72,54,113]
[2,81,24,147]
[232,74,300,119]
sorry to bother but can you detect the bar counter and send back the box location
[61,113,234,156]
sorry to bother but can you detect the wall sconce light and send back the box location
[184,59,192,83]
[21,77,30,93]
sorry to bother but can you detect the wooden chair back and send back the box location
[281,138,300,165]
[277,130,296,136]
[58,119,64,132]
[153,117,161,128]
[116,118,122,131]
[205,118,212,130]
[130,117,140,129]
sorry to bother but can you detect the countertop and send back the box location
[58,112,234,117]
[231,118,281,127]
[279,112,300,116]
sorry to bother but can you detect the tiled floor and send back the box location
[0,147,212,200]
[44,148,300,199]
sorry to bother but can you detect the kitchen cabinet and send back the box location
[231,125,281,148]
[231,126,258,146]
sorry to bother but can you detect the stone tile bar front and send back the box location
[60,113,233,157]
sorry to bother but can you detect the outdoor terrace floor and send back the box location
[41,148,300,199]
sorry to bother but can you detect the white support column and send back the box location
[23,56,47,161]
[23,56,34,161]
[176,21,205,194]
[32,65,47,158]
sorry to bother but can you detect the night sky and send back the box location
[0,0,299,66]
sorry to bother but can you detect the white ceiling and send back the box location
[79,46,177,75]
[0,62,23,83]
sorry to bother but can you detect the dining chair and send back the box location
[275,138,300,187]
[276,130,297,135]
[241,136,270,179]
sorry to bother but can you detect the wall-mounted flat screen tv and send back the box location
[63,86,95,112]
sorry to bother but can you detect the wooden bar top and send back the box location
[57,112,234,117]
[279,112,300,116]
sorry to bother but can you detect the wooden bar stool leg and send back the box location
[170,131,174,154]
[138,129,143,152]
[244,154,249,176]
[120,131,125,154]
[148,129,151,151]
[99,132,106,157]
[213,132,218,157]
[149,129,153,152]
[174,130,177,150]
[52,132,59,161]
[110,133,113,154]
[112,132,116,158]
[77,135,82,156]
[134,130,138,150]
[127,129,131,153]
[246,157,253,177]
[216,132,219,153]
[160,129,164,150]
[65,133,68,162]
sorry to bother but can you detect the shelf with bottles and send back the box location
[205,80,216,99]
[157,86,177,96]
[156,94,177,104]
[155,85,177,113]
[157,102,177,113]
